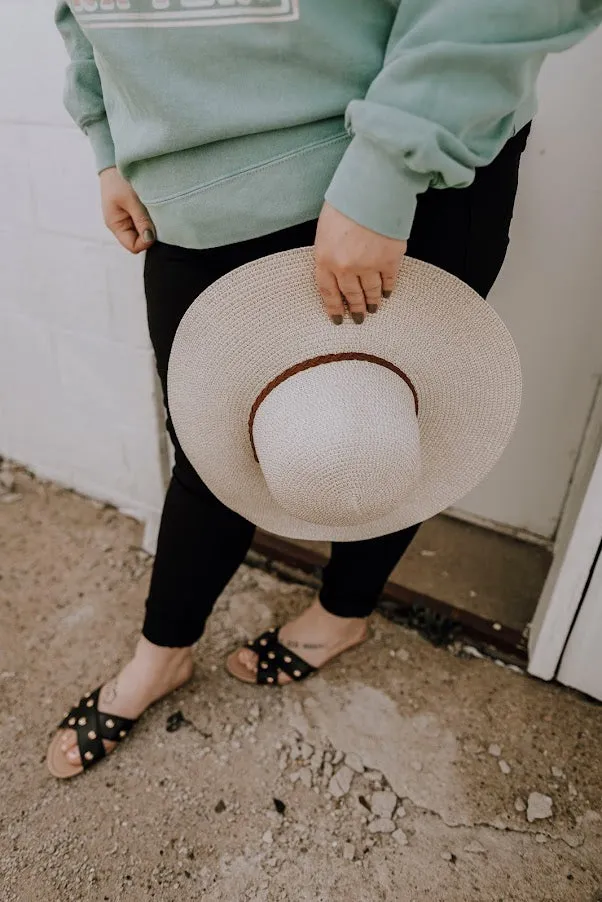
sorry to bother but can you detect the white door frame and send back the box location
[556,539,602,699]
[528,381,602,680]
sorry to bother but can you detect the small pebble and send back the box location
[488,744,502,758]
[561,832,584,848]
[492,622,502,631]
[514,798,526,813]
[345,753,364,774]
[298,767,312,789]
[551,766,564,779]
[328,766,354,799]
[499,760,511,775]
[342,843,355,861]
[332,749,344,766]
[440,851,455,862]
[527,792,553,823]
[370,791,397,821]
[396,649,410,662]
[310,749,324,772]
[300,743,314,760]
[464,841,486,854]
[368,819,396,835]
[392,828,408,846]
[262,831,273,845]
[535,833,547,844]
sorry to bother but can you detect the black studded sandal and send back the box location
[227,628,316,686]
[46,686,137,779]
[226,625,369,686]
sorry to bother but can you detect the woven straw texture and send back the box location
[168,248,522,542]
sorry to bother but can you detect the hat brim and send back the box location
[168,249,521,541]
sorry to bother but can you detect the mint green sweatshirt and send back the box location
[56,1,601,249]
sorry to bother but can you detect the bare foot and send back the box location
[55,636,194,768]
[234,599,368,685]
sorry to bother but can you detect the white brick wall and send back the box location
[0,0,166,526]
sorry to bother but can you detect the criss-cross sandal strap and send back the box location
[247,628,317,686]
[58,686,136,770]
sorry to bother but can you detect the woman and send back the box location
[48,0,601,777]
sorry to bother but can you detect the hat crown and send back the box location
[252,360,421,528]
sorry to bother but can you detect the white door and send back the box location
[452,28,602,542]
[528,385,602,691]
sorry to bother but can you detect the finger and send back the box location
[360,271,383,314]
[110,216,140,254]
[337,273,366,324]
[132,231,155,254]
[381,248,405,299]
[316,265,345,325]
[125,197,156,248]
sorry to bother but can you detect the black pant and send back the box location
[142,125,530,648]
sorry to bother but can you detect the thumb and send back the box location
[125,196,156,251]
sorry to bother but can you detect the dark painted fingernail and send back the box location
[330,315,344,326]
[143,228,155,242]
[367,304,378,314]
[382,290,392,299]
[352,313,365,325]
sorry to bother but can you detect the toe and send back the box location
[66,742,82,765]
[60,729,78,754]
[59,728,116,766]
[238,648,258,674]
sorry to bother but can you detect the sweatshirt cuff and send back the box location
[325,135,431,241]
[84,117,116,174]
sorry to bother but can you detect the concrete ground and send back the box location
[1,466,601,902]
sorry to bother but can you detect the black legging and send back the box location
[142,125,531,648]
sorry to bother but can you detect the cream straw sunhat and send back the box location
[168,248,521,542]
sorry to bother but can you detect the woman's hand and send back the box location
[315,202,407,324]
[100,166,156,254]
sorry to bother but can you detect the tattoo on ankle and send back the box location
[104,679,118,703]
[286,641,325,651]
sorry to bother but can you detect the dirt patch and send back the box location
[1,467,601,901]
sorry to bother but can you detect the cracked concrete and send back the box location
[1,468,602,901]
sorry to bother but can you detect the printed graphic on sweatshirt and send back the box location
[72,0,300,29]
